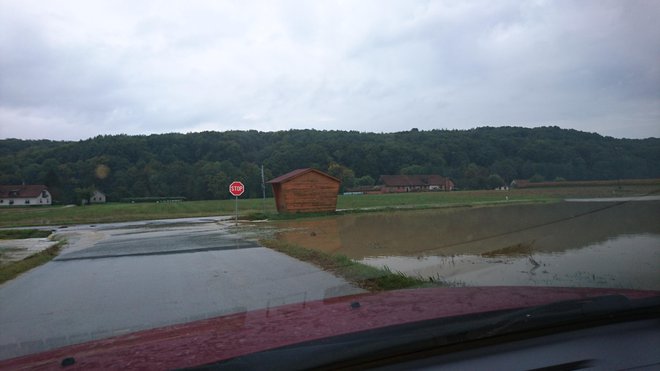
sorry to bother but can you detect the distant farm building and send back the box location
[379,175,454,193]
[0,185,51,206]
[267,168,341,213]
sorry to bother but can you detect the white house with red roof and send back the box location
[0,185,52,206]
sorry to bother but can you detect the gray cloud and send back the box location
[1,0,658,140]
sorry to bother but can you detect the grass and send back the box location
[0,229,53,240]
[0,198,277,228]
[2,185,655,228]
[244,189,561,221]
[336,185,659,210]
[260,239,445,291]
[0,236,66,285]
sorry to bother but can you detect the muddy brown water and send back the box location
[275,201,660,290]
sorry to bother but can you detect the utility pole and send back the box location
[261,164,266,214]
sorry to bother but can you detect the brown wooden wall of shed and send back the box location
[277,172,339,213]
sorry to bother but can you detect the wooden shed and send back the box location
[267,168,341,213]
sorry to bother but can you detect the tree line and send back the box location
[1,126,658,203]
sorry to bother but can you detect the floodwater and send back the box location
[0,217,363,360]
[275,201,660,290]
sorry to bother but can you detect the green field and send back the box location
[0,198,276,228]
[0,237,65,284]
[1,185,656,228]
[0,229,52,239]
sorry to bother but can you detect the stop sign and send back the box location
[229,181,245,197]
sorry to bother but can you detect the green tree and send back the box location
[327,162,355,190]
[529,174,545,183]
[2,127,659,201]
[74,187,93,205]
[487,174,505,189]
[355,175,375,186]
[462,163,489,189]
[206,172,229,199]
[399,165,428,175]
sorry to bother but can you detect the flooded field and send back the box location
[275,201,660,290]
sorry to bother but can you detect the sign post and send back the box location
[261,164,266,214]
[229,181,245,226]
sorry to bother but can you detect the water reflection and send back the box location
[275,201,660,290]
[360,234,660,290]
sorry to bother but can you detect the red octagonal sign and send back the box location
[229,181,245,197]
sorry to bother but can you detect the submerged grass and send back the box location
[260,239,445,292]
[0,236,66,285]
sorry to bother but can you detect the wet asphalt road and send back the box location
[55,225,260,260]
[0,218,363,360]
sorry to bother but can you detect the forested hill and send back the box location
[1,126,659,203]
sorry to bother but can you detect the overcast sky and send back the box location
[1,0,658,141]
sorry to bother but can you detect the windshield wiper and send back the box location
[482,294,659,337]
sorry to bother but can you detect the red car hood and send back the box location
[1,286,658,370]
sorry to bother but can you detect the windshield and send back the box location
[1,0,659,367]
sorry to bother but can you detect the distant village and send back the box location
[2,172,657,209]
[1,172,457,207]
[343,175,455,195]
[0,185,105,207]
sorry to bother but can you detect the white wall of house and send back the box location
[90,191,106,204]
[0,190,51,206]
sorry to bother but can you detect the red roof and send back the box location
[379,175,452,187]
[267,168,340,184]
[0,184,49,198]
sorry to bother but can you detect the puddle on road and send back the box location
[274,201,660,290]
[56,222,258,261]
